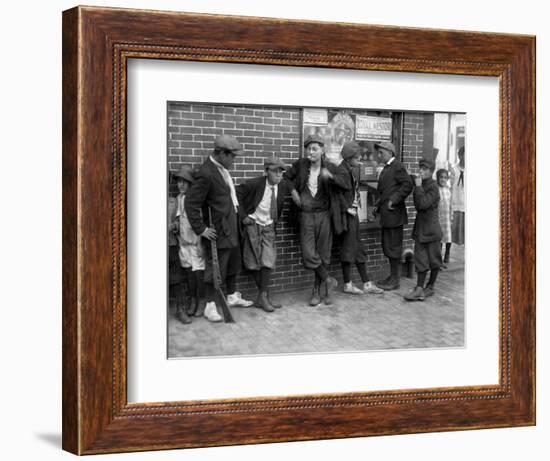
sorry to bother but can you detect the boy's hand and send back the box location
[320,167,333,179]
[201,227,217,241]
[414,176,422,187]
[387,200,395,211]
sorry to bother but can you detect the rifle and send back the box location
[208,207,235,323]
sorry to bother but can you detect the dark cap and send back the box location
[303,134,325,148]
[214,134,243,153]
[341,141,362,160]
[173,165,195,183]
[264,156,287,170]
[374,141,396,154]
[419,158,435,171]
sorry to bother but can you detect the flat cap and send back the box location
[303,134,325,147]
[172,164,195,183]
[419,158,435,171]
[374,141,396,154]
[264,156,287,170]
[214,134,243,153]
[341,141,362,160]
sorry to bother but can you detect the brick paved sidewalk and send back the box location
[168,254,464,358]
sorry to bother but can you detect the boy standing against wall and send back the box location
[404,158,443,301]
[236,157,291,312]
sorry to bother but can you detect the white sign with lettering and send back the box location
[356,115,392,140]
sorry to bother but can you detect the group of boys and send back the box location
[171,133,444,323]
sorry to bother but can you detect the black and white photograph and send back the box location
[166,102,466,358]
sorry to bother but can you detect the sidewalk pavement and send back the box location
[168,250,464,358]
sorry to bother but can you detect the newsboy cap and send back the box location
[303,134,325,147]
[341,141,362,160]
[374,141,396,154]
[264,156,287,170]
[419,158,435,171]
[172,164,195,183]
[214,134,243,153]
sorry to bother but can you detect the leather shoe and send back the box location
[267,292,282,309]
[255,292,275,312]
[194,298,207,317]
[321,276,338,305]
[377,275,392,286]
[176,305,192,324]
[424,285,435,298]
[404,286,425,301]
[309,286,321,306]
[376,277,400,291]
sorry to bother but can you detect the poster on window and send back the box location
[355,115,392,141]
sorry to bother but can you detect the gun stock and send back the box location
[208,208,235,323]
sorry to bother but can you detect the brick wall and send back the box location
[168,102,425,297]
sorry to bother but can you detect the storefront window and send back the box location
[301,107,400,226]
[433,113,466,173]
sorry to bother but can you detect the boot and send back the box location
[424,284,435,298]
[176,304,192,324]
[187,297,198,316]
[309,285,321,306]
[403,286,425,302]
[378,258,400,290]
[267,291,282,309]
[255,292,274,312]
[377,276,400,291]
[194,298,207,317]
[321,277,338,305]
[376,274,393,287]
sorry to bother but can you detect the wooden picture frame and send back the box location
[62,5,535,455]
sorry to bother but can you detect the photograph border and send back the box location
[62,6,535,454]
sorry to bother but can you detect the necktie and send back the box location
[270,186,277,221]
[379,163,389,180]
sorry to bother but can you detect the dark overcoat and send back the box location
[184,157,239,249]
[376,159,413,228]
[412,177,443,243]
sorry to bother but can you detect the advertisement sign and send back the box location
[356,115,392,141]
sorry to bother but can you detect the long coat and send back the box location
[235,175,291,223]
[412,177,443,243]
[376,159,413,228]
[184,157,239,249]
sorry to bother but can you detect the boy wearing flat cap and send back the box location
[236,156,291,312]
[404,158,443,301]
[185,135,253,322]
[168,170,191,324]
[283,134,347,306]
[173,165,206,321]
[336,142,384,296]
[374,141,413,291]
